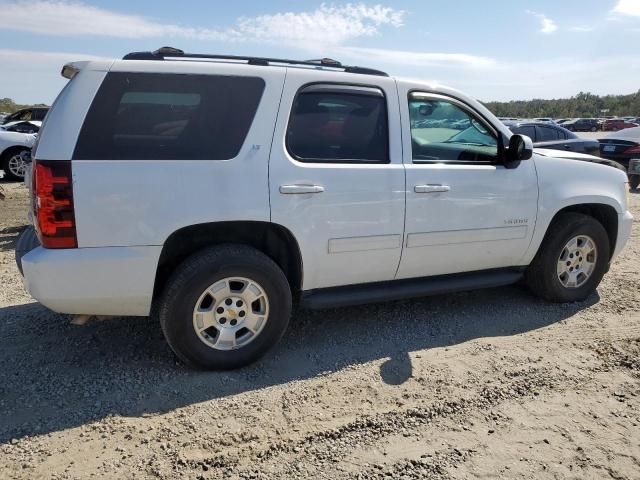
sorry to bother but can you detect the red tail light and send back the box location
[624,145,640,155]
[33,160,77,248]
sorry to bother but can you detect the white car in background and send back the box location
[0,120,40,180]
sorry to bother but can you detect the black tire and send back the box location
[526,213,609,303]
[158,244,292,370]
[1,147,29,181]
[630,175,640,191]
[15,225,40,276]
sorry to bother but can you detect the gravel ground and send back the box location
[0,180,639,479]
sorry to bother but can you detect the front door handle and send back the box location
[414,184,450,193]
[279,184,325,194]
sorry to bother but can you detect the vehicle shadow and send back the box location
[0,285,598,443]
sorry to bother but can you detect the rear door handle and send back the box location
[279,184,325,194]
[414,184,450,193]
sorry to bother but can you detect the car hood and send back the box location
[534,148,626,172]
[535,148,599,160]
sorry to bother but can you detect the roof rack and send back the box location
[123,47,388,77]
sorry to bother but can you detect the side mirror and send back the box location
[504,134,533,168]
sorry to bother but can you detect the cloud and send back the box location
[569,26,594,32]
[526,10,558,34]
[235,4,403,49]
[336,47,496,69]
[612,0,640,17]
[0,1,404,49]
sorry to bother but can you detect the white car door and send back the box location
[269,69,405,290]
[396,88,538,280]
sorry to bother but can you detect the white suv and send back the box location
[19,48,633,369]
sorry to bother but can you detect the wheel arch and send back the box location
[153,221,303,301]
[538,202,619,261]
[0,144,31,160]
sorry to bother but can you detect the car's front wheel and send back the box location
[526,212,609,303]
[158,244,292,369]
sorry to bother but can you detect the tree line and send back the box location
[0,98,48,114]
[483,91,640,119]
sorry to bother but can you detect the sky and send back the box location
[1,0,640,105]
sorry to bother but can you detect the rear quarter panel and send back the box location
[70,61,286,247]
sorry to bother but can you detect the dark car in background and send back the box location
[563,118,600,132]
[503,120,600,156]
[599,126,640,177]
[599,126,640,190]
[1,107,49,125]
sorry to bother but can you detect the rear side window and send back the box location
[536,126,561,142]
[511,125,536,140]
[74,72,265,160]
[286,85,389,163]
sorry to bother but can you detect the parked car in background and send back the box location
[603,118,639,132]
[599,126,640,188]
[563,118,600,132]
[503,120,600,156]
[0,120,40,180]
[1,107,49,125]
[533,117,556,124]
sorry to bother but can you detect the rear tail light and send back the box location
[623,145,640,155]
[33,160,77,248]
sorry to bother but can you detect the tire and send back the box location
[526,212,609,303]
[590,126,597,132]
[1,147,29,181]
[158,244,292,369]
[15,225,40,276]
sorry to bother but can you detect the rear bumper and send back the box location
[22,245,162,316]
[612,211,634,260]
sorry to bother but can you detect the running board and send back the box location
[300,268,525,310]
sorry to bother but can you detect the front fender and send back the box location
[520,154,628,264]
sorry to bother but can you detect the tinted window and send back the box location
[511,125,536,140]
[286,87,388,163]
[7,122,39,134]
[536,126,561,142]
[409,96,498,163]
[74,72,265,160]
[31,109,48,121]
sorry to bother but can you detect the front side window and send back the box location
[74,72,265,160]
[409,94,498,163]
[286,86,389,163]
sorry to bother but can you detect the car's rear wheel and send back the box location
[526,212,609,302]
[590,126,597,132]
[158,244,292,369]
[630,175,640,190]
[1,148,29,180]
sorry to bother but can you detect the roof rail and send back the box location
[122,47,389,77]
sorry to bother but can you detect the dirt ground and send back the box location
[0,180,638,480]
